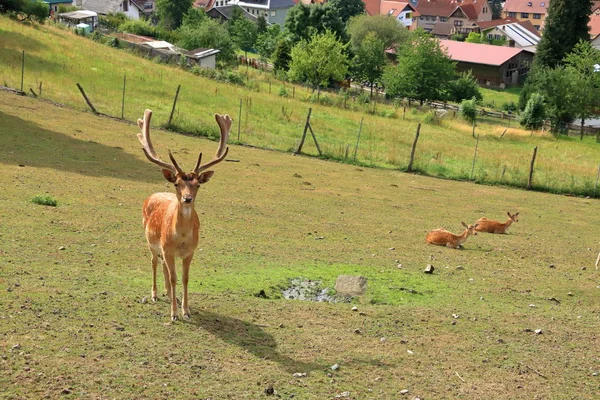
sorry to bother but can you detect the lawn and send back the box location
[1,17,599,198]
[1,89,600,399]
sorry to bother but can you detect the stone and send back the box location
[534,329,543,334]
[351,306,358,312]
[335,275,367,296]
[292,372,306,378]
[424,264,435,274]
[400,389,409,395]
[331,363,340,371]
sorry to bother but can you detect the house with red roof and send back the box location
[414,0,492,38]
[502,0,549,31]
[440,39,534,87]
[379,1,419,29]
[590,3,600,49]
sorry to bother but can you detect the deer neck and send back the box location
[173,202,197,228]
[457,229,471,245]
[504,218,513,228]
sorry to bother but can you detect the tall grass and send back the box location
[1,17,599,196]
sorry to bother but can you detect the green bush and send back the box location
[31,195,57,207]
[119,19,157,36]
[99,12,128,30]
[502,101,518,113]
[279,86,289,97]
[460,97,478,124]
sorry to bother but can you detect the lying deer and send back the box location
[137,109,230,321]
[474,212,519,234]
[425,222,479,249]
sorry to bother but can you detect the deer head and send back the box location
[507,212,519,222]
[137,109,230,205]
[461,222,478,236]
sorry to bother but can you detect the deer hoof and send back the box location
[152,296,158,303]
[171,315,178,322]
[183,313,191,320]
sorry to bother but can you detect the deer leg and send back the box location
[163,253,178,321]
[151,251,159,302]
[182,255,193,319]
[161,260,171,298]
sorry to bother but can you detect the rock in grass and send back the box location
[424,264,435,274]
[292,372,306,378]
[331,363,340,371]
[335,275,367,296]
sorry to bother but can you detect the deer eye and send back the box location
[174,183,179,188]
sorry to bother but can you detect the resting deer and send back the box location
[474,212,519,234]
[425,222,479,249]
[137,109,230,321]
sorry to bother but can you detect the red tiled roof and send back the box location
[440,39,530,66]
[503,0,550,15]
[193,0,215,9]
[380,1,419,17]
[417,0,485,18]
[590,12,600,38]
[363,0,381,15]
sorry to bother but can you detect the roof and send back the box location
[207,5,258,21]
[416,0,486,18]
[80,0,144,15]
[380,1,419,17]
[591,9,600,38]
[499,21,541,47]
[503,0,550,14]
[431,21,452,36]
[227,0,295,10]
[43,0,72,4]
[193,0,215,10]
[440,39,532,66]
[58,10,98,19]
[182,48,221,59]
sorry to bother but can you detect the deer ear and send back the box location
[162,169,177,183]
[461,222,467,228]
[198,170,215,184]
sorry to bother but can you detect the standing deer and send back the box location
[137,109,230,321]
[474,212,519,234]
[425,222,479,249]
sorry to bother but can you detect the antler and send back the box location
[194,113,231,173]
[137,109,182,174]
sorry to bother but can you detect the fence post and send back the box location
[295,108,312,155]
[76,83,97,114]
[407,123,421,172]
[121,74,126,119]
[594,163,600,198]
[527,146,538,190]
[237,98,242,141]
[21,50,25,92]
[167,84,181,126]
[470,134,480,181]
[353,116,364,161]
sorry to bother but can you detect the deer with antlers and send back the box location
[137,109,230,321]
[474,212,519,234]
[425,222,479,249]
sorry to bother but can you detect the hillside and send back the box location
[1,16,599,197]
[1,84,600,398]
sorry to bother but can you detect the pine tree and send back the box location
[534,0,592,68]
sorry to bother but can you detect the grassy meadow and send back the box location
[1,17,600,197]
[2,84,600,399]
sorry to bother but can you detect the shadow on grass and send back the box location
[0,111,157,183]
[190,310,324,374]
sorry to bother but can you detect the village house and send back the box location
[440,39,534,87]
[363,0,419,30]
[502,0,549,31]
[476,18,540,51]
[72,0,146,20]
[225,0,295,25]
[414,0,493,39]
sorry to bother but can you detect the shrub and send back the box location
[279,86,289,97]
[519,93,545,131]
[502,101,518,113]
[31,195,57,207]
[460,97,478,124]
[119,19,157,36]
[99,12,128,30]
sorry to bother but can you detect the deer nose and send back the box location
[182,196,193,204]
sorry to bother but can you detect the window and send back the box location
[487,33,493,40]
[534,25,540,30]
[508,12,516,18]
[454,20,463,26]
[144,2,152,9]
[521,12,529,18]
[533,13,541,19]
[271,10,275,16]
[440,16,447,22]
[122,0,128,12]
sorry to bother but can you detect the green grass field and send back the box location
[2,85,600,399]
[1,17,599,198]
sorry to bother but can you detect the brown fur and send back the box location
[426,222,478,249]
[474,212,519,234]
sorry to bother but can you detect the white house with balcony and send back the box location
[380,1,419,29]
[73,0,145,20]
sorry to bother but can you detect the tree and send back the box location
[464,32,483,44]
[382,30,456,105]
[534,0,592,69]
[0,0,48,23]
[284,3,346,44]
[460,97,478,124]
[288,30,349,91]
[489,0,503,19]
[256,15,267,34]
[230,17,258,56]
[181,7,207,27]
[347,14,409,51]
[447,71,482,103]
[352,32,385,99]
[255,23,283,61]
[563,40,600,138]
[519,93,546,131]
[156,0,193,30]
[328,0,365,24]
[177,18,237,65]
[272,37,292,72]
[534,66,579,134]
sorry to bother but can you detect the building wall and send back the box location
[455,52,533,87]
[503,9,546,31]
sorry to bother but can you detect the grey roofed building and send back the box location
[226,0,295,26]
[206,4,258,22]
